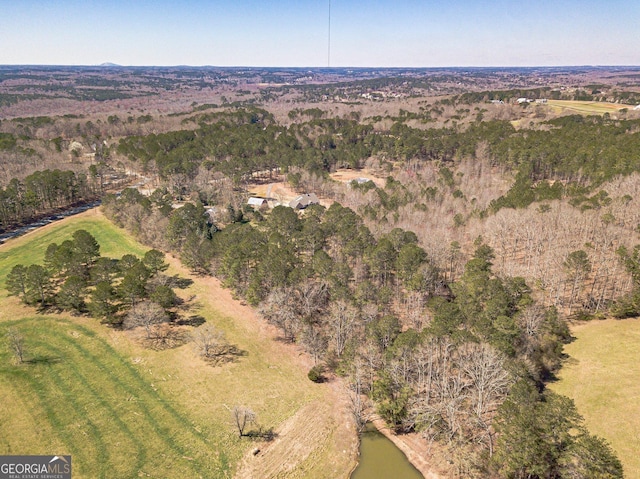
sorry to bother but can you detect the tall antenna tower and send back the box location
[328,0,331,67]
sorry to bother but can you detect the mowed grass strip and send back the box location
[0,213,227,478]
[0,209,352,478]
[551,318,640,479]
[0,318,224,478]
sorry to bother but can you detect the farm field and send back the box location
[546,99,631,115]
[551,318,640,479]
[0,209,357,479]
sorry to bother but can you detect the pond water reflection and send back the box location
[350,424,423,479]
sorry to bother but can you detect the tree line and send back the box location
[5,229,179,332]
[113,107,640,219]
[100,188,623,477]
[0,169,97,232]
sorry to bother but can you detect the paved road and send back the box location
[0,177,150,244]
[0,200,102,244]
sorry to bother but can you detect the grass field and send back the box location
[551,318,640,479]
[546,100,631,115]
[0,210,147,278]
[0,209,357,478]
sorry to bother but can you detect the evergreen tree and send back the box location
[89,281,116,319]
[91,257,118,284]
[24,264,52,306]
[56,275,87,313]
[6,264,28,299]
[143,249,169,275]
[149,284,179,309]
[71,229,100,267]
[118,262,150,307]
[493,380,623,479]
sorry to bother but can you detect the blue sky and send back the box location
[0,0,638,67]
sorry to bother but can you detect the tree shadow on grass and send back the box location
[34,304,61,315]
[546,355,579,384]
[244,427,279,442]
[142,325,190,350]
[171,276,194,289]
[175,315,206,327]
[202,345,247,366]
[25,355,62,365]
[272,335,296,345]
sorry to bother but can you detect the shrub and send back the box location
[308,365,325,383]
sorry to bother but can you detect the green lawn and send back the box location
[0,212,147,284]
[0,210,346,479]
[551,318,640,479]
[0,317,226,478]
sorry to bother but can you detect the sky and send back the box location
[0,0,638,67]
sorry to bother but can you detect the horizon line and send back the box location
[2,63,640,70]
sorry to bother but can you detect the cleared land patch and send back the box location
[329,168,386,188]
[551,318,640,479]
[0,209,358,479]
[546,99,631,115]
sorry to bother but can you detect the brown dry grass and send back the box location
[0,209,359,478]
[546,100,630,115]
[330,168,386,188]
[161,254,361,479]
[248,180,297,204]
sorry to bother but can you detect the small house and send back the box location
[205,207,218,222]
[248,197,268,209]
[289,193,319,210]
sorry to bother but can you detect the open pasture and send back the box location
[0,210,356,478]
[551,318,640,479]
[546,99,632,115]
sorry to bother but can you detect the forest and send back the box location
[0,169,97,231]
[2,66,640,477]
[99,184,625,477]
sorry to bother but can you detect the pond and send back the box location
[350,424,423,479]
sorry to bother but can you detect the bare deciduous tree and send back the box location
[328,300,358,357]
[404,291,428,330]
[232,406,256,438]
[6,328,25,364]
[457,342,511,456]
[347,358,372,431]
[124,300,170,339]
[191,323,226,359]
[564,250,592,315]
[296,280,329,321]
[258,287,299,342]
[299,325,327,364]
[360,302,379,325]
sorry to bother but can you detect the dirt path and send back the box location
[13,208,444,478]
[163,254,359,478]
[180,261,448,479]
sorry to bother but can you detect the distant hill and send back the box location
[99,62,120,67]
